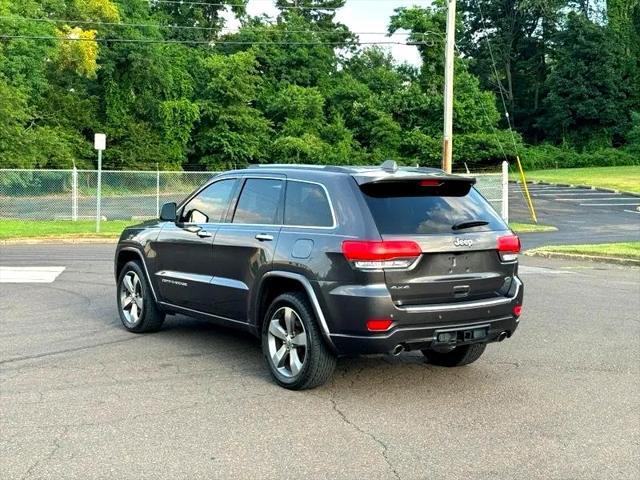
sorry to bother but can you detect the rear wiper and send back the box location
[452,220,489,231]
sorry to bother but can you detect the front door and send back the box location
[210,177,284,322]
[154,178,238,313]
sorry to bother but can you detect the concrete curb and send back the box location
[515,180,640,198]
[525,250,640,266]
[0,237,118,245]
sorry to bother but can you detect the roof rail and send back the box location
[247,164,353,173]
[251,164,327,169]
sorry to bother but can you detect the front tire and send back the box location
[262,292,336,390]
[421,343,487,367]
[117,261,165,333]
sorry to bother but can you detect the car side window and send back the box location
[181,179,236,224]
[232,179,283,225]
[284,181,333,227]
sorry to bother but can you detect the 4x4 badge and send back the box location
[454,238,473,247]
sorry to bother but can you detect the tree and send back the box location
[276,1,347,31]
[152,0,247,42]
[457,0,567,141]
[389,4,500,136]
[192,51,272,169]
[538,12,629,148]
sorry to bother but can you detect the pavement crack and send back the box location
[0,336,141,367]
[329,395,401,480]
[20,426,68,480]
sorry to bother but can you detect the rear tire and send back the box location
[421,343,487,367]
[117,261,165,333]
[262,292,336,390]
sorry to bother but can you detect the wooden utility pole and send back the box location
[442,0,456,174]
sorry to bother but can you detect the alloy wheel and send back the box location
[120,271,144,325]
[267,306,308,378]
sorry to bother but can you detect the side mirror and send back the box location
[159,202,177,222]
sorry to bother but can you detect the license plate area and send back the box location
[434,325,489,345]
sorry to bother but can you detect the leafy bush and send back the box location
[520,145,639,170]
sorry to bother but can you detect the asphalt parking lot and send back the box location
[1,244,639,480]
[510,183,640,249]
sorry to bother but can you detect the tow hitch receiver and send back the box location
[435,326,489,345]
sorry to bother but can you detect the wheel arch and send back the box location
[253,271,335,351]
[115,247,158,302]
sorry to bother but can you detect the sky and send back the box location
[229,0,432,66]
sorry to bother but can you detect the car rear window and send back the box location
[284,181,333,227]
[361,182,507,235]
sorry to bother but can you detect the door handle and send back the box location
[255,234,274,242]
[197,230,213,238]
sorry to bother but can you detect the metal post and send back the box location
[516,155,538,223]
[72,166,78,221]
[501,161,509,223]
[442,0,456,174]
[156,164,160,218]
[96,150,102,233]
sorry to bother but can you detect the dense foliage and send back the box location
[0,0,638,171]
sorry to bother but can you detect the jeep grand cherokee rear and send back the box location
[323,170,523,362]
[114,163,523,390]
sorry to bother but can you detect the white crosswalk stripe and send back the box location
[0,266,66,283]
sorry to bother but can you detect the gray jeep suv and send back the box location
[114,162,524,390]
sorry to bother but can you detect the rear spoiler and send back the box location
[353,172,476,186]
[355,172,476,197]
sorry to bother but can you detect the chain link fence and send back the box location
[0,169,214,221]
[464,162,510,223]
[0,163,509,222]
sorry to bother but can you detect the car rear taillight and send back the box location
[497,234,521,262]
[342,240,421,270]
[366,319,394,331]
[513,305,523,317]
[419,179,443,187]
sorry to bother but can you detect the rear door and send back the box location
[210,177,285,322]
[359,177,516,307]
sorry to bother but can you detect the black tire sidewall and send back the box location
[261,293,317,388]
[117,261,152,332]
[422,343,487,367]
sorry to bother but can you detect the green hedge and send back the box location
[520,145,639,170]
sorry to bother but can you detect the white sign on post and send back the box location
[94,133,106,151]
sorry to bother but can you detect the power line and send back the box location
[0,16,410,36]
[476,1,520,154]
[476,1,538,222]
[0,34,411,46]
[149,0,343,11]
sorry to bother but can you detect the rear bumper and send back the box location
[320,277,523,355]
[330,316,519,355]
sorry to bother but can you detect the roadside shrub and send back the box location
[521,144,639,170]
[399,130,521,169]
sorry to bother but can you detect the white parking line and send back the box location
[557,197,638,202]
[623,209,640,214]
[518,188,589,192]
[579,203,640,207]
[533,192,619,196]
[0,266,66,283]
[519,266,576,275]
[509,189,590,195]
